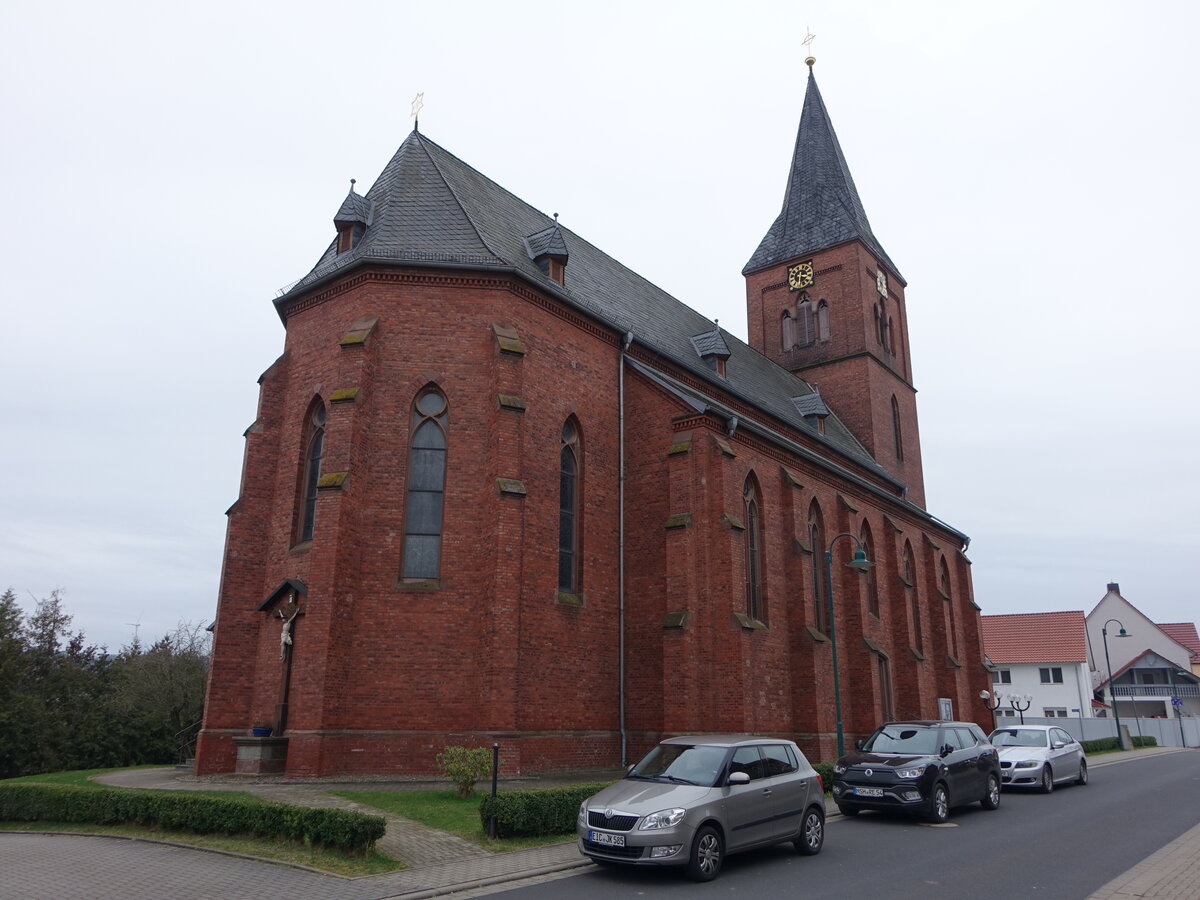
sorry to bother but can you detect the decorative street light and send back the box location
[1009,693,1032,724]
[1102,618,1131,749]
[980,689,1003,714]
[824,532,873,758]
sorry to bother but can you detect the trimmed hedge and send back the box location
[479,783,611,838]
[1081,735,1158,754]
[812,762,835,791]
[0,783,385,855]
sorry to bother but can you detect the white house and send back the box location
[980,610,1094,722]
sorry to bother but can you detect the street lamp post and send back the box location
[1102,618,1131,749]
[980,689,1003,715]
[824,532,873,758]
[1009,694,1031,725]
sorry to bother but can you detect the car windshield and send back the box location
[862,726,939,755]
[627,743,727,786]
[990,728,1049,748]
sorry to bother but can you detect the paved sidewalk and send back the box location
[5,745,1181,899]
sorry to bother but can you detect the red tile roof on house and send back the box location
[980,611,1087,664]
[1157,622,1200,660]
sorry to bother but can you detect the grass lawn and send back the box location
[333,788,577,852]
[1,767,402,876]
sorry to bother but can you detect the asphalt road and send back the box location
[488,751,1200,899]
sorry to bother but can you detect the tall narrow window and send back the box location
[559,419,581,593]
[781,310,796,351]
[296,401,326,545]
[816,300,830,342]
[808,501,827,633]
[878,654,895,721]
[744,477,764,622]
[891,396,904,461]
[903,541,922,652]
[939,556,957,657]
[797,295,815,345]
[861,524,879,618]
[402,388,448,581]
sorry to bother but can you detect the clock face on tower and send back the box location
[876,268,888,297]
[788,261,814,290]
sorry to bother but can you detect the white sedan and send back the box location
[988,725,1087,793]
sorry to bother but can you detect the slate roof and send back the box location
[524,222,569,261]
[1158,623,1200,662]
[277,125,906,485]
[980,611,1088,664]
[333,187,373,225]
[689,329,731,359]
[743,69,901,281]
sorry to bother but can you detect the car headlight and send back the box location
[578,801,587,826]
[833,763,846,775]
[896,765,927,779]
[1014,760,1039,769]
[640,808,686,830]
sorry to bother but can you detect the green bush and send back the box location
[0,784,385,855]
[437,746,494,798]
[1081,737,1119,753]
[812,762,835,791]
[479,783,611,838]
[1132,735,1158,748]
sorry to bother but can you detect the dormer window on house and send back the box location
[690,329,731,378]
[333,180,373,255]
[525,219,570,286]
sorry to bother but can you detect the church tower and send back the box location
[743,63,926,507]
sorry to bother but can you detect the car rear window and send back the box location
[762,744,798,776]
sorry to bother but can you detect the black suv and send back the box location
[831,720,1001,823]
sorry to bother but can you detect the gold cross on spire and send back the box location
[803,27,817,67]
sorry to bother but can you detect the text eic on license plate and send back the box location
[854,787,884,797]
[589,831,626,847]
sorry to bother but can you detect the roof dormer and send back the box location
[525,218,569,286]
[334,179,373,254]
[792,391,830,433]
[690,328,731,378]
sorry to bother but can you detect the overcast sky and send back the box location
[1,0,1196,653]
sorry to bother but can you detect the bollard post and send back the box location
[487,743,499,839]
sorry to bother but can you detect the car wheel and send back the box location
[795,806,824,856]
[980,773,1000,810]
[686,825,723,882]
[1040,765,1054,794]
[1076,760,1088,786]
[927,783,950,823]
[836,804,859,817]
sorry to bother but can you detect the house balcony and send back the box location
[1111,684,1200,698]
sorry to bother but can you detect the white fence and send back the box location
[996,715,1199,749]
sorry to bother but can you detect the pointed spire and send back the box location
[744,69,901,281]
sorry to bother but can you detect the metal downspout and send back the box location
[619,331,632,767]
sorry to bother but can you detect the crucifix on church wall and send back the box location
[272,594,304,734]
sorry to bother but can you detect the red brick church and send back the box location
[196,65,989,777]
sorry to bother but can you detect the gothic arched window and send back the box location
[892,396,904,461]
[797,294,815,345]
[808,501,827,633]
[817,300,830,342]
[744,476,764,622]
[559,418,581,593]
[782,310,796,351]
[295,400,326,545]
[861,522,879,618]
[402,387,448,581]
[903,541,923,652]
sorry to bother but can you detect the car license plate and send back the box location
[854,787,884,797]
[588,830,626,847]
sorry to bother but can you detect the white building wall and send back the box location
[988,661,1094,722]
[1085,590,1193,679]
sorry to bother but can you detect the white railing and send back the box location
[1111,684,1200,697]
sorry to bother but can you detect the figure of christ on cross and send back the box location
[273,599,305,733]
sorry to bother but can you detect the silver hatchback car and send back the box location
[577,735,826,881]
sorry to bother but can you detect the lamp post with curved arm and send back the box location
[980,689,1003,716]
[1009,693,1032,725]
[824,532,873,758]
[1102,618,1131,749]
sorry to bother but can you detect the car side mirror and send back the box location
[627,764,636,774]
[939,744,953,758]
[855,739,865,751]
[1052,741,1065,750]
[727,771,751,786]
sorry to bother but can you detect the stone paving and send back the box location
[1,747,1195,899]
